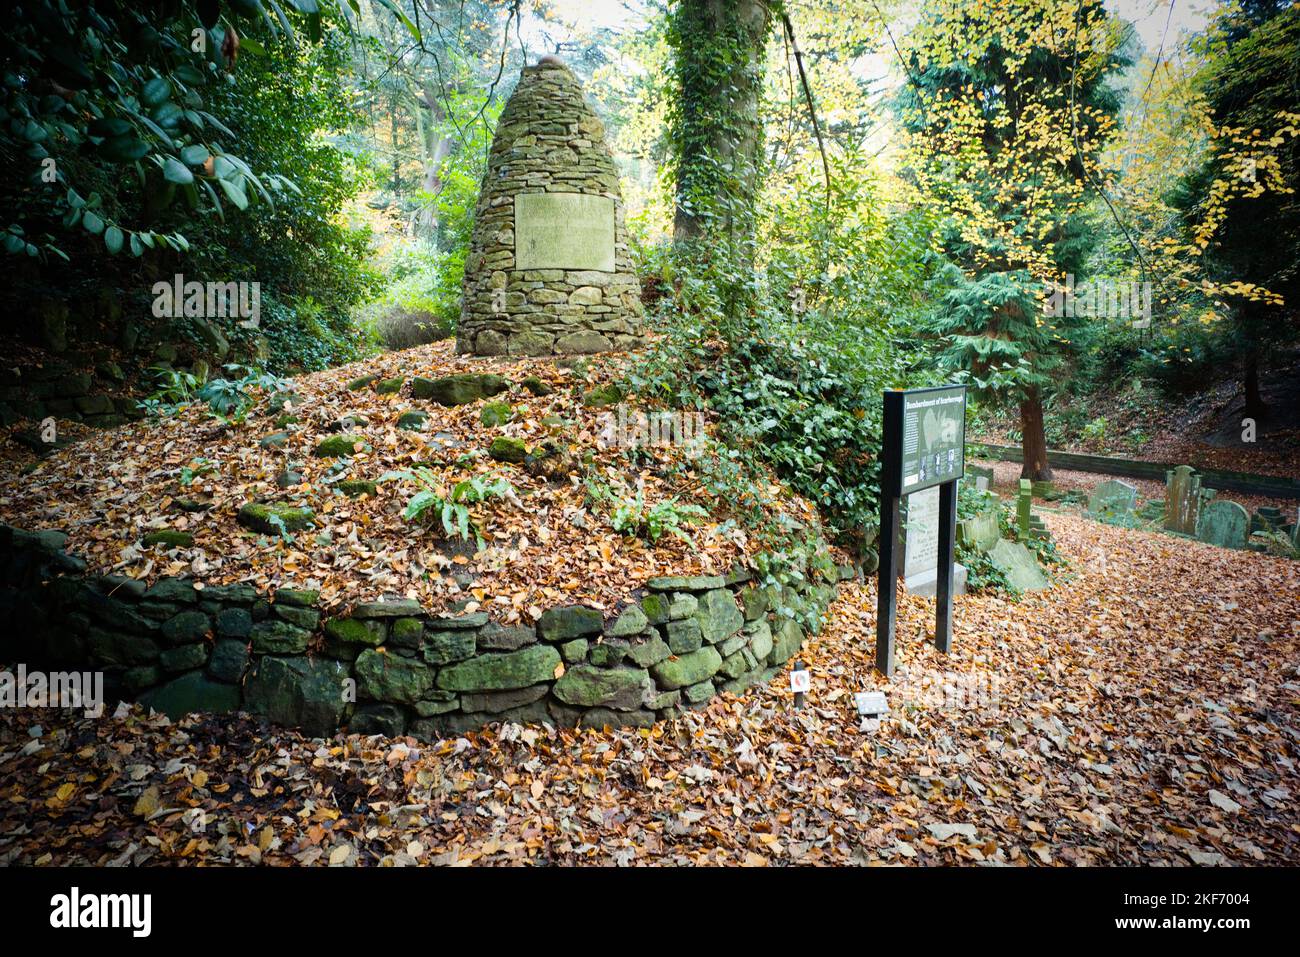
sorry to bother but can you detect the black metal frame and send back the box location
[876,386,965,676]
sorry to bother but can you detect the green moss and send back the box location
[236,502,315,534]
[488,436,527,463]
[582,384,623,408]
[521,376,554,397]
[347,374,379,391]
[323,617,386,648]
[313,434,364,457]
[277,587,319,607]
[143,530,195,549]
[480,401,514,427]
[376,376,405,394]
[397,411,428,431]
[337,479,379,498]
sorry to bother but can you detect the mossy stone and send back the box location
[160,610,211,645]
[553,664,650,710]
[396,410,428,431]
[160,642,208,673]
[250,619,311,654]
[376,376,405,394]
[489,436,527,463]
[355,649,435,705]
[237,502,315,535]
[411,373,509,406]
[207,639,249,683]
[650,645,722,690]
[323,617,386,650]
[277,587,319,607]
[390,617,424,648]
[313,434,364,457]
[538,604,603,641]
[337,479,378,498]
[521,376,554,396]
[244,656,351,737]
[436,644,561,692]
[480,401,513,427]
[143,530,195,549]
[640,593,669,625]
[582,384,623,408]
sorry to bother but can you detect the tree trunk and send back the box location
[670,0,772,248]
[1019,387,1053,481]
[416,84,453,242]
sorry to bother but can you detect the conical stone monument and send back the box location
[458,57,645,357]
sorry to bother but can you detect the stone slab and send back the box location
[988,538,1049,592]
[515,192,615,272]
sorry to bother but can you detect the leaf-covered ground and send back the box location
[0,341,822,621]
[2,511,1296,866]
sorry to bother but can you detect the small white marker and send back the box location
[854,691,888,718]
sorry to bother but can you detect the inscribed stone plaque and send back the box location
[901,486,967,597]
[514,192,615,272]
[903,486,940,580]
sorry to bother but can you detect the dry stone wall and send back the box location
[0,525,846,738]
[458,58,645,357]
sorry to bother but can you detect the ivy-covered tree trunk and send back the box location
[669,0,771,250]
[1020,387,1053,482]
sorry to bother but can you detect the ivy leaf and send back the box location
[163,157,194,185]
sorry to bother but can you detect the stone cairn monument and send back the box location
[458,57,645,356]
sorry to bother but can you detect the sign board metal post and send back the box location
[876,385,967,676]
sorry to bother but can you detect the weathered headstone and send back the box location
[1017,478,1049,540]
[988,539,1049,592]
[1087,479,1138,521]
[1197,500,1250,549]
[458,57,645,357]
[901,485,967,597]
[1163,465,1201,535]
[1017,479,1032,533]
[967,464,994,491]
[1252,505,1284,534]
[957,510,1000,552]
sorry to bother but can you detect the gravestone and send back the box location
[967,464,994,491]
[1163,465,1201,535]
[1252,505,1284,534]
[1197,500,1250,549]
[1087,479,1138,521]
[1017,479,1049,540]
[901,485,967,597]
[458,57,645,357]
[988,539,1049,592]
[957,510,1000,552]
